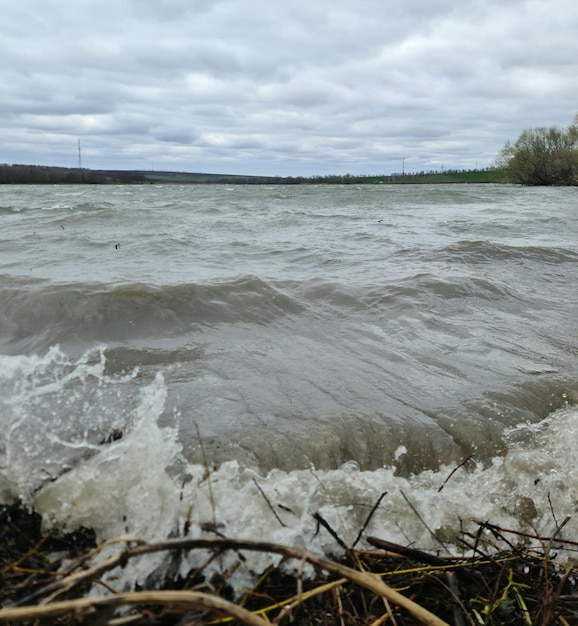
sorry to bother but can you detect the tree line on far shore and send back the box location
[0,164,146,185]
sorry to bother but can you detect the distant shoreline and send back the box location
[0,163,505,185]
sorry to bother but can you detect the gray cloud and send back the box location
[1,0,577,175]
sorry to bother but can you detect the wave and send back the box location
[0,260,562,354]
[0,275,305,351]
[426,240,578,265]
[179,376,577,472]
[293,273,518,319]
[0,271,510,338]
[368,273,516,303]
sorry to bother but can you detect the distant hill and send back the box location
[0,163,505,185]
[0,164,291,185]
[109,170,285,184]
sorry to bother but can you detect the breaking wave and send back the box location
[1,345,577,589]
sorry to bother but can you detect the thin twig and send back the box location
[475,522,578,549]
[400,490,447,553]
[272,578,347,625]
[353,491,388,548]
[195,423,218,535]
[548,492,559,529]
[438,455,473,493]
[313,512,349,551]
[253,478,286,528]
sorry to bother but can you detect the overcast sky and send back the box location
[2,0,577,176]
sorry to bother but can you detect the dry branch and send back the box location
[0,590,269,625]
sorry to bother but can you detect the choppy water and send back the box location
[0,183,576,587]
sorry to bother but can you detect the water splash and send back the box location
[0,346,139,501]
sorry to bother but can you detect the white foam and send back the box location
[3,346,578,590]
[31,405,578,589]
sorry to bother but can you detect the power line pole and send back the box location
[78,139,82,171]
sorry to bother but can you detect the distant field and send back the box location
[390,170,505,184]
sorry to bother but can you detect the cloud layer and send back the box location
[2,0,577,175]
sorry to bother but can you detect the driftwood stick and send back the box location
[0,590,269,625]
[367,536,447,567]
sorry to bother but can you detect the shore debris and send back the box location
[2,501,578,625]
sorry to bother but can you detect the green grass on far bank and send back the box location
[363,169,506,185]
